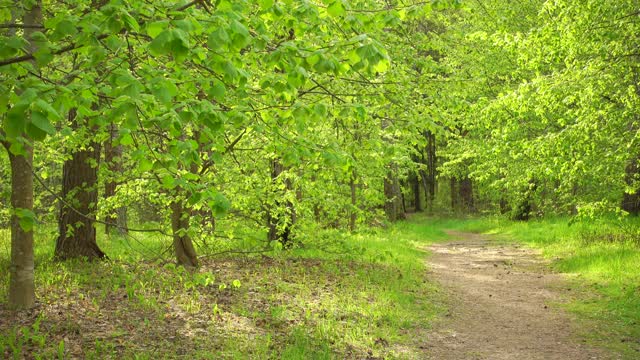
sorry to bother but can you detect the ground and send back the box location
[423,230,613,360]
[1,219,637,358]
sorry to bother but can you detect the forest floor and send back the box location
[1,217,638,358]
[423,230,617,360]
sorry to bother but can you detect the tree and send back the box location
[1,0,43,310]
[55,109,106,260]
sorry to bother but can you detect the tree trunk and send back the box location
[459,176,474,213]
[621,156,640,215]
[499,197,510,215]
[513,180,537,221]
[55,110,105,260]
[412,172,422,212]
[4,1,41,309]
[384,164,405,222]
[6,147,36,309]
[450,177,458,212]
[267,159,296,247]
[171,197,198,268]
[418,131,437,211]
[104,124,128,235]
[349,169,357,231]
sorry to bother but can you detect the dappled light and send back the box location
[1,0,639,358]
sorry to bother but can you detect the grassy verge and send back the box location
[421,215,640,357]
[0,220,443,359]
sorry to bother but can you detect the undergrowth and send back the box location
[0,220,442,359]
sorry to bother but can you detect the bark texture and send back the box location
[55,110,105,260]
[424,131,437,209]
[267,159,296,247]
[349,169,357,231]
[104,124,128,235]
[450,177,458,212]
[5,0,41,309]
[171,198,198,268]
[384,164,405,222]
[7,147,36,309]
[621,156,640,215]
[459,176,475,213]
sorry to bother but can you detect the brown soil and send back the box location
[423,231,616,360]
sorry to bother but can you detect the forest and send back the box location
[1,0,639,358]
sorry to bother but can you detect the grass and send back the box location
[0,219,444,359]
[421,215,640,358]
[2,215,638,358]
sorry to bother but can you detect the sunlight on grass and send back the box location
[0,220,444,359]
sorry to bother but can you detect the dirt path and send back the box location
[423,231,613,360]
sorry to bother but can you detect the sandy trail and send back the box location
[423,231,613,360]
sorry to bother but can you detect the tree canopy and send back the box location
[1,0,639,310]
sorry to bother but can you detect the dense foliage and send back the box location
[1,0,638,307]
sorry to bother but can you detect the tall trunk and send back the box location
[418,131,437,211]
[104,124,128,235]
[621,156,640,215]
[426,131,437,207]
[171,197,198,268]
[450,177,458,212]
[55,110,105,260]
[412,172,422,212]
[499,197,510,215]
[6,148,36,309]
[267,159,295,247]
[384,174,397,221]
[349,169,357,231]
[384,164,405,222]
[4,1,41,309]
[459,176,474,213]
[513,180,537,221]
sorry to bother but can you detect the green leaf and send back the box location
[14,208,36,232]
[149,30,173,55]
[55,20,77,37]
[34,99,62,120]
[119,132,134,146]
[162,175,176,190]
[146,21,168,38]
[210,192,231,217]
[151,78,178,106]
[8,141,25,156]
[208,80,226,102]
[138,158,153,172]
[121,11,140,32]
[4,107,25,138]
[188,192,202,205]
[171,29,190,49]
[229,20,250,49]
[26,123,47,141]
[30,111,56,135]
[221,61,238,81]
[208,28,230,49]
[33,47,54,67]
[202,112,224,133]
[327,1,345,17]
[259,0,274,10]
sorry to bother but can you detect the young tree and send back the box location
[1,0,43,310]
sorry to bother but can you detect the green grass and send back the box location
[3,215,638,358]
[417,215,640,357]
[0,220,444,359]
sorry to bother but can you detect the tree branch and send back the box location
[0,23,44,29]
[0,33,110,67]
